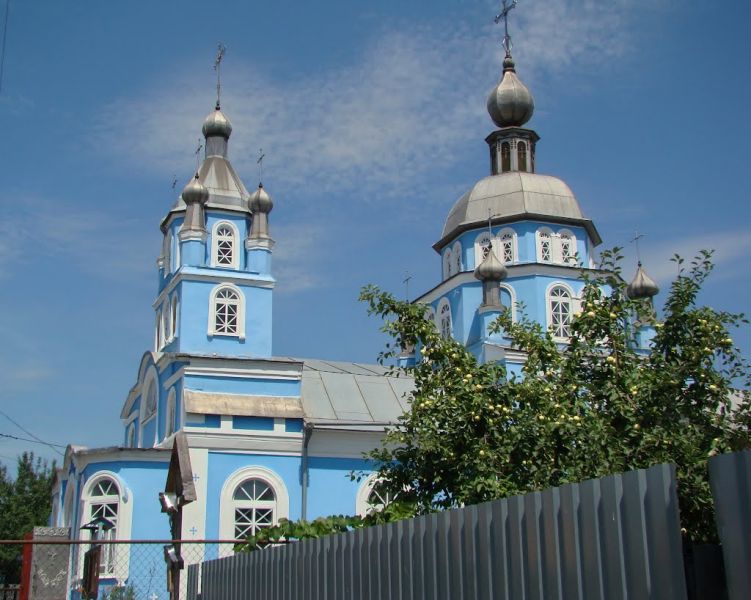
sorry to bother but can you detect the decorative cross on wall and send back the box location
[192,473,200,482]
[189,526,198,537]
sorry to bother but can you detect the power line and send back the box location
[0,0,9,94]
[0,431,66,450]
[0,409,65,455]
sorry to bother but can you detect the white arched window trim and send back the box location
[211,220,240,269]
[443,249,452,279]
[496,227,517,265]
[138,366,159,447]
[355,474,379,516]
[499,283,518,322]
[79,472,133,584]
[208,284,246,340]
[219,466,290,556]
[165,388,177,439]
[163,231,172,274]
[436,298,452,339]
[557,228,577,265]
[536,227,554,264]
[452,241,463,274]
[170,295,179,341]
[546,282,579,342]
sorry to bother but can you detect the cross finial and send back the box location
[171,175,177,190]
[194,139,203,173]
[214,43,227,108]
[630,231,645,264]
[494,0,518,57]
[402,272,412,303]
[256,148,266,185]
[487,209,495,250]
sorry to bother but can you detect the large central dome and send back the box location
[437,172,600,249]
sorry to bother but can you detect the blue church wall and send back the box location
[204,452,303,538]
[233,416,274,430]
[183,374,299,396]
[306,456,372,517]
[175,278,272,357]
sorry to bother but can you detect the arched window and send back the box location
[452,241,462,274]
[165,388,176,438]
[80,473,133,581]
[211,221,239,269]
[548,285,573,340]
[126,423,135,448]
[355,475,398,516]
[474,232,493,267]
[86,477,120,574]
[163,231,172,273]
[537,228,554,263]
[558,229,577,264]
[209,284,245,338]
[501,142,511,172]
[443,249,452,279]
[517,141,528,172]
[163,303,171,343]
[497,228,516,264]
[219,467,290,555]
[170,295,178,340]
[437,299,452,339]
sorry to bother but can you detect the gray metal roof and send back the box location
[298,359,413,427]
[437,172,601,250]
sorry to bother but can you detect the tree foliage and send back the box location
[359,249,750,542]
[0,453,55,583]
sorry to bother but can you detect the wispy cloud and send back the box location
[272,222,331,294]
[90,2,663,206]
[628,229,751,283]
[0,195,155,281]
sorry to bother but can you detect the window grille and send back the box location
[233,478,277,540]
[214,288,240,335]
[549,286,572,339]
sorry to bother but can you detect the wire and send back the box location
[0,409,66,455]
[0,432,66,450]
[0,0,9,94]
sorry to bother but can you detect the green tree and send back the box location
[359,249,750,542]
[0,453,55,583]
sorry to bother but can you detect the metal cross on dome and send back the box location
[214,42,227,107]
[494,0,518,57]
[257,148,266,185]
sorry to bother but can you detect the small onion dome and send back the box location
[474,245,507,282]
[202,103,233,139]
[487,56,535,128]
[626,262,659,300]
[181,173,209,205]
[248,183,273,214]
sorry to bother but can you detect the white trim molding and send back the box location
[211,220,241,270]
[208,283,246,340]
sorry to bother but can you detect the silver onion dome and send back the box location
[474,245,507,282]
[248,183,273,214]
[487,56,535,128]
[626,262,659,300]
[202,103,233,139]
[181,174,209,205]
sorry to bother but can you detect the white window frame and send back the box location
[211,221,240,269]
[165,388,177,439]
[452,241,463,274]
[163,303,172,344]
[208,284,246,339]
[436,298,452,339]
[499,283,518,322]
[536,227,554,264]
[163,230,172,273]
[126,423,135,448]
[496,227,517,265]
[546,282,576,342]
[219,466,290,556]
[79,472,133,584]
[557,228,577,265]
[138,366,159,447]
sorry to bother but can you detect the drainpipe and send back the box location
[300,423,314,521]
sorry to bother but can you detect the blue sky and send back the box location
[0,0,749,469]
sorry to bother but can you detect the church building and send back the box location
[49,20,657,595]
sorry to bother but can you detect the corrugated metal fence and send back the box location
[190,462,688,600]
[709,449,751,600]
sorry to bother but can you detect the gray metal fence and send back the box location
[709,449,751,600]
[190,462,688,600]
